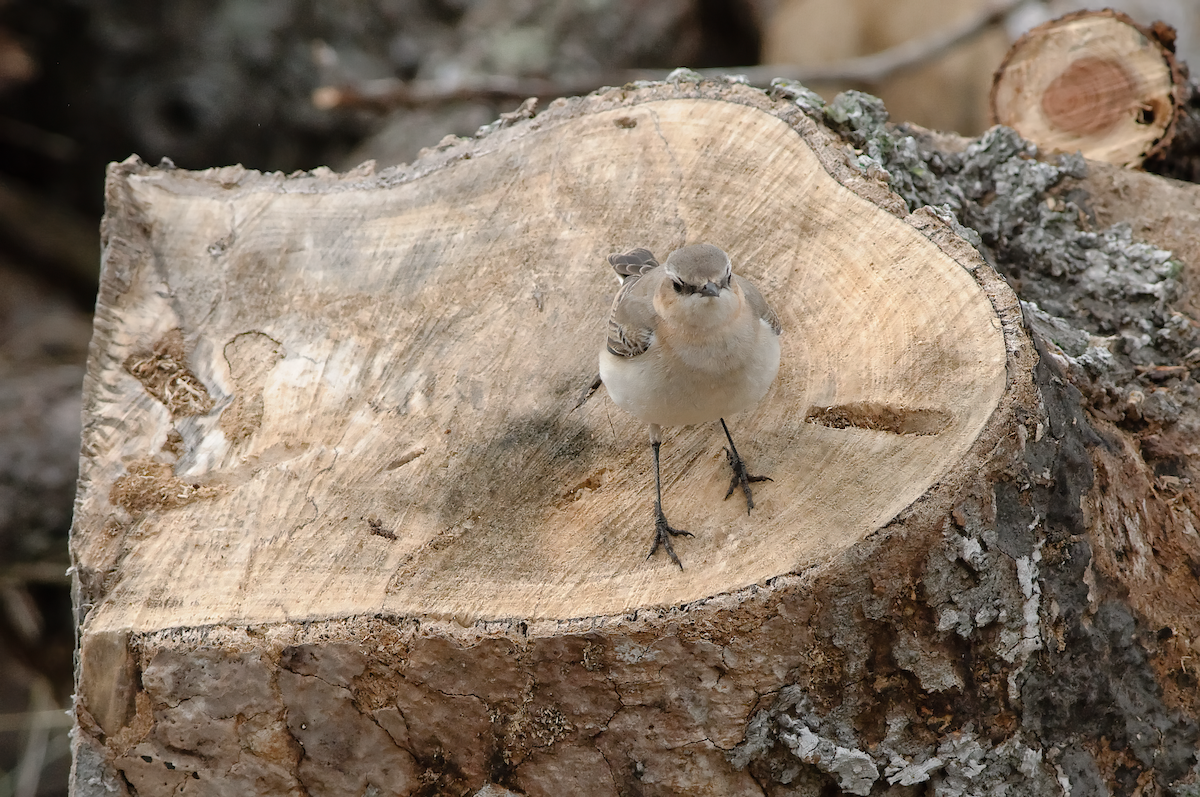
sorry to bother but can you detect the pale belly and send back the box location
[599,330,780,427]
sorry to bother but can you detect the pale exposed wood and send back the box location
[75,90,1005,634]
[71,81,1033,796]
[991,9,1184,167]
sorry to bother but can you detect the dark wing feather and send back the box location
[607,248,660,279]
[605,256,660,358]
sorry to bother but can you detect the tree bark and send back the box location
[70,76,1200,796]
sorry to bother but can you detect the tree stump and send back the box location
[70,78,1200,796]
[991,9,1186,168]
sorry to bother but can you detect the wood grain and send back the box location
[991,9,1181,167]
[76,89,1005,634]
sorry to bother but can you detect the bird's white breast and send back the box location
[600,316,780,428]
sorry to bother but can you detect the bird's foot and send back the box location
[647,508,693,569]
[723,446,772,513]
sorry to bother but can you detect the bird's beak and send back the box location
[700,281,720,297]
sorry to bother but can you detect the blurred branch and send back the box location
[312,73,614,111]
[756,0,1031,85]
[0,709,73,733]
[0,28,37,90]
[0,564,71,651]
[12,677,55,797]
[0,117,78,162]
[313,0,1030,111]
[0,562,71,586]
[0,178,100,296]
[0,585,42,644]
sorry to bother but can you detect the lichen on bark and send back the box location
[753,82,1200,796]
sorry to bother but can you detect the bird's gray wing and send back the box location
[607,248,660,279]
[606,267,660,358]
[736,275,782,335]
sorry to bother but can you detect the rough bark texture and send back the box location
[1146,74,1200,184]
[803,84,1200,794]
[70,76,1200,796]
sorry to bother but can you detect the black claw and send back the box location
[719,419,772,514]
[647,437,693,568]
[647,507,693,569]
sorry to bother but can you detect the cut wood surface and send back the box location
[991,9,1183,167]
[71,80,1053,796]
[76,87,1006,632]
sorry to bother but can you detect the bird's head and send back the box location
[654,244,738,326]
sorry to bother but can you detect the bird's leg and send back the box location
[646,425,692,569]
[720,419,772,514]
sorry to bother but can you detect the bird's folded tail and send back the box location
[574,373,603,410]
[607,248,659,280]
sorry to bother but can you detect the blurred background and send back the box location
[0,0,1196,793]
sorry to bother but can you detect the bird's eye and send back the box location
[672,280,684,294]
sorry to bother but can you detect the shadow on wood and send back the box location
[71,79,1086,796]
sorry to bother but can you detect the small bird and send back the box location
[598,243,782,568]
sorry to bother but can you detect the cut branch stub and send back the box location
[76,83,1010,636]
[991,9,1184,167]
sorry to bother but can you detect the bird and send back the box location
[598,243,782,568]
